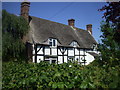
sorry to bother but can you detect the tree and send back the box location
[98,2,120,66]
[2,10,29,61]
[99,21,120,66]
[99,2,120,43]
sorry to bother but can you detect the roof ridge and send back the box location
[30,16,85,31]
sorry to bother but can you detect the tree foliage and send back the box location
[2,10,29,61]
[98,2,120,66]
[99,21,120,66]
[99,2,120,23]
[99,2,120,43]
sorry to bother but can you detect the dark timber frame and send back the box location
[33,44,92,64]
[34,44,37,63]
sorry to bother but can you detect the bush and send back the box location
[2,61,120,89]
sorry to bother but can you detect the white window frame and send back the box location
[73,41,77,47]
[70,41,78,47]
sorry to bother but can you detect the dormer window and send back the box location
[70,41,78,47]
[49,38,57,47]
[73,41,77,47]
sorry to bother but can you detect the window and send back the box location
[49,38,57,46]
[73,42,77,46]
[49,39,52,46]
[45,57,57,64]
[68,56,74,62]
[52,60,56,63]
[70,41,78,47]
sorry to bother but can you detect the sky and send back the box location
[2,2,107,43]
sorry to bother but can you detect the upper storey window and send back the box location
[70,41,78,47]
[49,38,57,47]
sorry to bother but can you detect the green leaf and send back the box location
[54,72,61,77]
[109,82,117,88]
[80,81,88,88]
[52,83,57,88]
[48,81,53,87]
[57,82,64,88]
[89,83,95,88]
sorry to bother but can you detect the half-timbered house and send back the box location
[21,1,99,65]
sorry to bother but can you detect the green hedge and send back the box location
[2,61,120,89]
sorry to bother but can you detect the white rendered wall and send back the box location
[51,48,57,55]
[32,55,44,63]
[32,56,35,63]
[58,56,63,64]
[32,44,35,62]
[32,44,96,65]
[80,49,84,55]
[68,48,74,56]
[45,47,50,55]
[37,46,43,54]
[64,56,67,63]
[75,48,79,55]
[37,56,44,63]
[58,49,62,55]
[85,52,95,65]
[64,50,67,55]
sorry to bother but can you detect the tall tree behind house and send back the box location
[98,2,120,66]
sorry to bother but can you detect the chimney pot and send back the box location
[68,19,75,27]
[86,24,92,35]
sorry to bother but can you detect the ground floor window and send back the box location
[52,60,56,63]
[44,60,49,63]
[68,56,74,62]
[44,57,57,64]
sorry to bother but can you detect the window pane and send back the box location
[53,40,56,46]
[49,42,52,46]
[49,38,52,41]
[52,60,56,63]
[73,42,77,46]
[74,42,76,46]
[49,39,52,46]
[73,42,75,46]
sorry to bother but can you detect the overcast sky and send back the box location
[2,2,107,43]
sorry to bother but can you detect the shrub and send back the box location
[2,61,120,89]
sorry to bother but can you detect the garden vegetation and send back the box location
[2,61,120,89]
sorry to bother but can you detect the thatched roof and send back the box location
[27,16,97,49]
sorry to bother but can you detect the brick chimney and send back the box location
[21,0,30,22]
[68,19,75,27]
[86,24,92,35]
